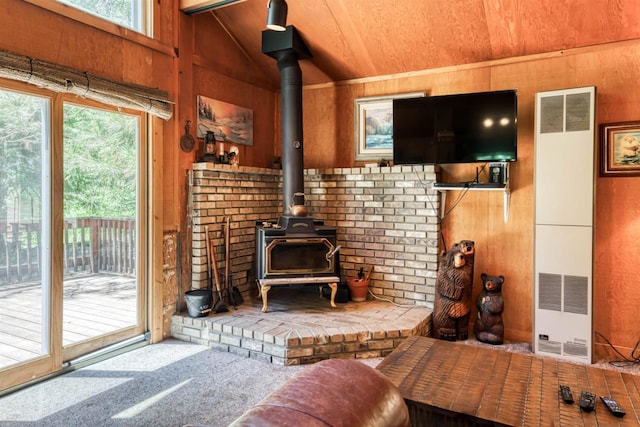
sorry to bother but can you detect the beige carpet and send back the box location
[0,339,381,427]
[0,336,637,427]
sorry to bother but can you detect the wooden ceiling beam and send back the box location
[180,0,247,15]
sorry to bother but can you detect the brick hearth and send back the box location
[171,286,431,365]
[174,163,438,363]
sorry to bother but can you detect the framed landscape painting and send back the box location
[354,92,425,161]
[197,95,253,146]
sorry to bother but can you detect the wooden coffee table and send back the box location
[376,336,640,426]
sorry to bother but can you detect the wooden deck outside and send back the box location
[0,273,137,370]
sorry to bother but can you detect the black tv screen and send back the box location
[392,90,517,165]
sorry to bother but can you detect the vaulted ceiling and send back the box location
[185,0,640,89]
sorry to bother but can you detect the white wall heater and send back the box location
[533,86,596,363]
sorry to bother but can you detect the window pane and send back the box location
[58,0,144,32]
[0,89,50,368]
[63,106,138,219]
[62,104,139,346]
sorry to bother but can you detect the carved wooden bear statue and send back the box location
[474,273,505,345]
[452,239,475,338]
[432,244,473,341]
[452,240,475,280]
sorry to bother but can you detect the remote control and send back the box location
[600,396,625,417]
[579,391,596,412]
[559,385,574,403]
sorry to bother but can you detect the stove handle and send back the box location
[325,245,341,261]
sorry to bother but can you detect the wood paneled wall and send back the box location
[300,41,640,359]
[4,0,639,360]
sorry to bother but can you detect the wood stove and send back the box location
[256,217,339,278]
[255,216,340,312]
[256,27,341,312]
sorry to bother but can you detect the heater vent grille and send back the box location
[539,92,592,134]
[565,92,592,132]
[564,275,589,314]
[564,341,589,357]
[537,273,589,314]
[539,95,564,133]
[538,339,562,354]
[538,273,562,311]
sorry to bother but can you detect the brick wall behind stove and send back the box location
[190,163,439,308]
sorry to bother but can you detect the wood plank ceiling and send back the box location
[185,0,640,89]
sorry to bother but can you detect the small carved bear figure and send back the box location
[474,273,505,345]
[433,246,473,341]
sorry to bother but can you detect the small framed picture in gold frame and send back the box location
[600,121,640,177]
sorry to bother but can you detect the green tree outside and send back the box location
[63,105,138,219]
[0,89,138,222]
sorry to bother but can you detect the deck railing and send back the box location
[0,217,135,283]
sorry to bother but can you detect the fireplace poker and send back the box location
[203,226,214,298]
[224,217,239,309]
[206,225,228,313]
[364,266,372,281]
[355,266,372,282]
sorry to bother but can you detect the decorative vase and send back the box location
[346,277,370,302]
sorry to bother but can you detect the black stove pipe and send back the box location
[262,26,312,216]
[276,50,304,215]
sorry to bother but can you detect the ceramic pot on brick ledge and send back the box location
[347,277,370,302]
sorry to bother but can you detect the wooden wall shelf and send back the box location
[433,182,511,223]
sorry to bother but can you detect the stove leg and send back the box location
[260,284,271,313]
[328,282,337,308]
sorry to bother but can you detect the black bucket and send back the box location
[184,289,213,318]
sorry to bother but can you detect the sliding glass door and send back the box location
[0,88,52,374]
[0,82,147,392]
[61,102,145,361]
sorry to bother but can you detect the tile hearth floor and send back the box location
[171,286,432,365]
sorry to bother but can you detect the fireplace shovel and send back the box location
[206,225,228,313]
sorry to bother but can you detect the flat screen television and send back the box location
[392,90,517,165]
